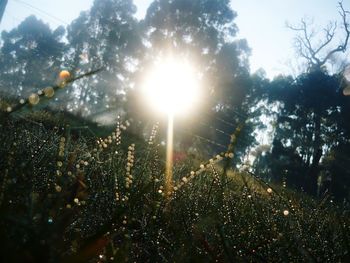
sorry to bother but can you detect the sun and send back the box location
[142,56,200,115]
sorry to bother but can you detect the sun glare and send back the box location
[142,57,200,115]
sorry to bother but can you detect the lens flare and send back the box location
[344,66,350,82]
[142,57,200,115]
[343,86,350,96]
[165,114,174,195]
[142,56,200,197]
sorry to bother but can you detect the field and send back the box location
[0,112,349,262]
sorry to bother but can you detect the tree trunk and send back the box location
[305,114,322,195]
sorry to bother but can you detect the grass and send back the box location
[0,111,349,262]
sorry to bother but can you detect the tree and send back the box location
[287,1,350,72]
[127,0,253,161]
[141,0,250,108]
[0,16,65,97]
[65,0,141,116]
[256,70,350,196]
[258,2,350,196]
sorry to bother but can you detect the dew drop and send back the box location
[44,86,55,98]
[28,93,40,105]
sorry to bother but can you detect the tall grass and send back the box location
[0,110,349,262]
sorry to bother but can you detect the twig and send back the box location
[7,67,104,114]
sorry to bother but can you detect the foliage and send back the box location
[252,70,350,199]
[64,0,141,115]
[0,16,65,97]
[129,0,251,120]
[0,114,349,262]
[0,1,350,261]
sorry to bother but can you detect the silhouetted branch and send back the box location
[7,67,104,114]
[287,1,349,70]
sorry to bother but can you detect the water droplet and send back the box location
[59,70,71,80]
[55,185,62,192]
[44,86,55,98]
[28,93,40,105]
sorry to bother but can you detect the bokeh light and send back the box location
[344,65,350,82]
[343,86,350,96]
[59,70,71,80]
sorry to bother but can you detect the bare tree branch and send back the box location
[314,22,337,55]
[319,1,350,65]
[287,1,350,71]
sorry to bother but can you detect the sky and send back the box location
[1,0,349,78]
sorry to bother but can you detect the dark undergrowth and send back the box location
[0,113,349,263]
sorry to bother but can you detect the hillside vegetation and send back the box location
[0,113,349,262]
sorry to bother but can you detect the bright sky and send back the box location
[1,0,348,78]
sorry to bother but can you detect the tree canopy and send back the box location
[0,0,349,200]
